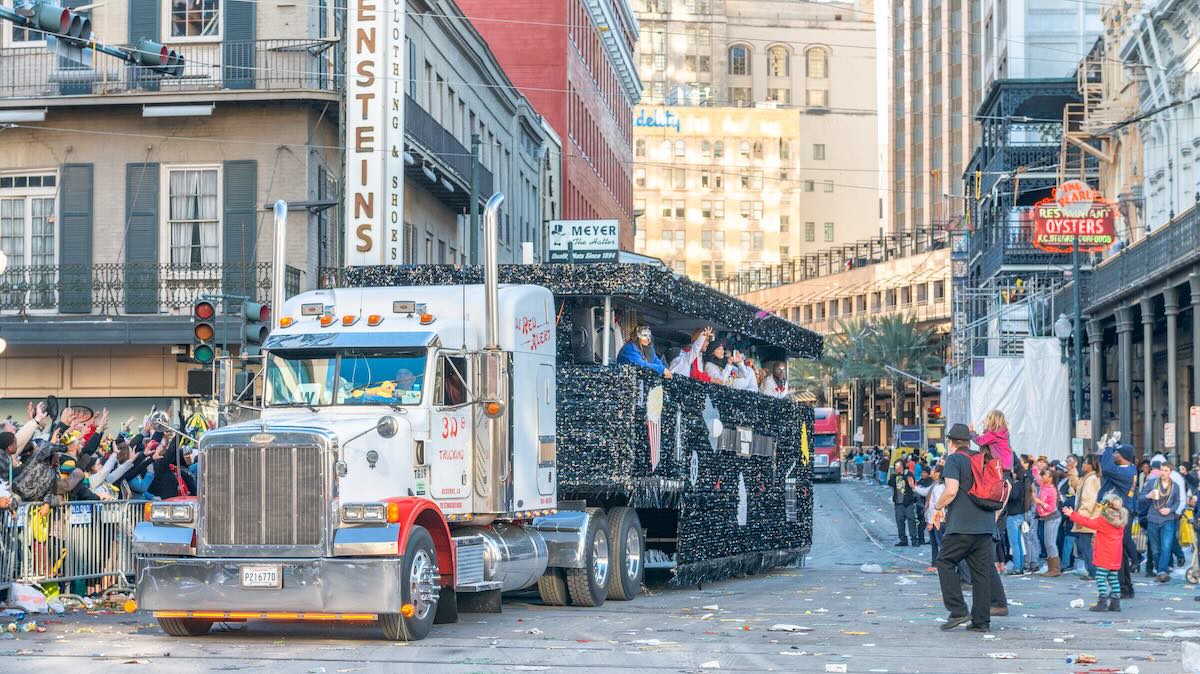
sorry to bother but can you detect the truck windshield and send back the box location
[813,434,837,449]
[264,348,428,407]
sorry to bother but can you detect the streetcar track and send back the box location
[828,482,930,568]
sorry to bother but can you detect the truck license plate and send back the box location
[240,565,281,589]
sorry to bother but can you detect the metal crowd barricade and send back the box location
[0,500,144,592]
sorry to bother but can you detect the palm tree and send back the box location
[857,314,944,432]
[790,318,873,406]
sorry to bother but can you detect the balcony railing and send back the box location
[715,227,950,296]
[0,39,338,99]
[0,263,280,316]
[1083,204,1200,310]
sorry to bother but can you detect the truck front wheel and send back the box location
[606,507,644,601]
[565,508,610,607]
[157,617,213,637]
[381,524,440,641]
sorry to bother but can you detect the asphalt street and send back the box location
[3,479,1198,673]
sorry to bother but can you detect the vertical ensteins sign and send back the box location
[346,0,405,265]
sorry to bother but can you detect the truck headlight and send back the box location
[341,503,388,524]
[151,503,194,524]
[831,460,841,467]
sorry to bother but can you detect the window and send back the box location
[713,201,724,218]
[933,280,946,301]
[780,245,789,257]
[701,171,722,189]
[806,89,828,107]
[824,222,834,242]
[823,180,834,192]
[435,355,469,406]
[168,0,221,40]
[165,166,220,267]
[7,1,46,43]
[779,140,790,160]
[701,201,712,218]
[767,88,790,104]
[729,87,752,106]
[804,221,815,242]
[634,168,646,188]
[739,141,751,159]
[662,202,674,218]
[701,140,712,158]
[739,201,751,218]
[635,228,646,251]
[901,287,911,305]
[806,47,829,78]
[672,168,686,189]
[685,55,711,73]
[752,142,763,159]
[713,141,724,158]
[752,201,763,220]
[0,173,56,308]
[768,46,789,76]
[702,230,713,248]
[751,231,764,250]
[803,180,815,192]
[673,200,685,218]
[674,140,686,158]
[780,215,790,231]
[812,144,826,160]
[917,283,928,304]
[653,54,667,72]
[740,231,750,249]
[635,139,646,157]
[729,45,750,75]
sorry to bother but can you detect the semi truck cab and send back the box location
[811,407,842,482]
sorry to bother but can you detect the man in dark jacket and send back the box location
[892,460,918,546]
[1102,443,1139,598]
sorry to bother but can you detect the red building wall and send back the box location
[459,0,636,249]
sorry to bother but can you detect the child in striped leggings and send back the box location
[1065,492,1130,612]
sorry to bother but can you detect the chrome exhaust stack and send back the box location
[482,192,505,350]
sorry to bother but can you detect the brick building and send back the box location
[459,0,642,249]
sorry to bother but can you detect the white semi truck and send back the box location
[133,193,818,641]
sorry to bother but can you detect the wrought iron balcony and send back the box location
[404,95,494,210]
[1084,204,1200,310]
[0,39,338,100]
[0,263,284,316]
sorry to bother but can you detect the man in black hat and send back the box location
[932,423,1005,632]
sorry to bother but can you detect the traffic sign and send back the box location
[1165,422,1176,449]
[1076,419,1092,439]
[1191,406,1200,433]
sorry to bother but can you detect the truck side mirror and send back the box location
[376,415,400,439]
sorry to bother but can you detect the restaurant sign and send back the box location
[1031,180,1116,253]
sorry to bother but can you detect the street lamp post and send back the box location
[1072,236,1084,443]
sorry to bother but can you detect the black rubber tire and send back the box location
[605,507,644,601]
[157,617,213,637]
[380,525,439,642]
[831,471,842,483]
[537,568,570,606]
[565,508,610,607]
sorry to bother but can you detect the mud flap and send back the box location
[434,587,458,624]
[456,588,502,614]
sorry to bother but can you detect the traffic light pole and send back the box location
[469,134,481,266]
[0,3,184,72]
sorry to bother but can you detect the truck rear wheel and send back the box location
[157,617,213,637]
[537,568,570,606]
[606,507,643,601]
[565,508,610,607]
[380,525,439,642]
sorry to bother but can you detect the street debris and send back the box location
[702,604,720,610]
[1185,641,1200,673]
[894,576,916,586]
[1069,598,1086,608]
[1162,629,1200,639]
[768,624,813,632]
[525,627,543,635]
[1064,654,1096,664]
[860,563,883,573]
[824,665,848,673]
[987,653,1018,659]
[699,660,720,669]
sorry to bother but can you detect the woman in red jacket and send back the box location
[1064,492,1130,613]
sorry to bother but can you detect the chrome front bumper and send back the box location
[136,557,404,613]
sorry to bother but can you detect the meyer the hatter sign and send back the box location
[1030,181,1116,253]
[547,219,619,263]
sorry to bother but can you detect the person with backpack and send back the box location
[932,424,1011,633]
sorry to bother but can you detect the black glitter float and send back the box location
[340,264,820,585]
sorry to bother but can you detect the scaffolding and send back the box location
[949,274,1069,381]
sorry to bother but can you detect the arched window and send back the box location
[674,140,686,158]
[635,139,646,157]
[806,47,829,78]
[768,46,789,77]
[729,45,750,75]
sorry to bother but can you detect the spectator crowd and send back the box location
[0,400,205,509]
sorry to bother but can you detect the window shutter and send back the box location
[128,0,161,91]
[58,164,93,314]
[128,0,159,41]
[222,160,258,301]
[224,0,256,89]
[124,163,160,314]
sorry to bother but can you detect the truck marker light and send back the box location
[419,313,435,325]
[367,314,384,326]
[319,315,336,327]
[400,604,415,618]
[143,502,153,521]
[123,599,137,613]
[484,401,504,417]
[278,317,295,328]
[342,315,359,326]
[386,502,401,523]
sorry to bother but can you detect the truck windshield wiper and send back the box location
[272,402,320,413]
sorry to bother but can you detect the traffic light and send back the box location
[30,2,91,45]
[242,301,270,356]
[192,299,217,365]
[928,402,943,423]
[132,38,184,76]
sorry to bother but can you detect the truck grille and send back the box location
[203,445,325,547]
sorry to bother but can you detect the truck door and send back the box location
[429,354,470,503]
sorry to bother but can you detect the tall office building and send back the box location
[884,0,981,235]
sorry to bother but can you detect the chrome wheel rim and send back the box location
[408,549,439,621]
[592,531,610,587]
[624,526,642,580]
